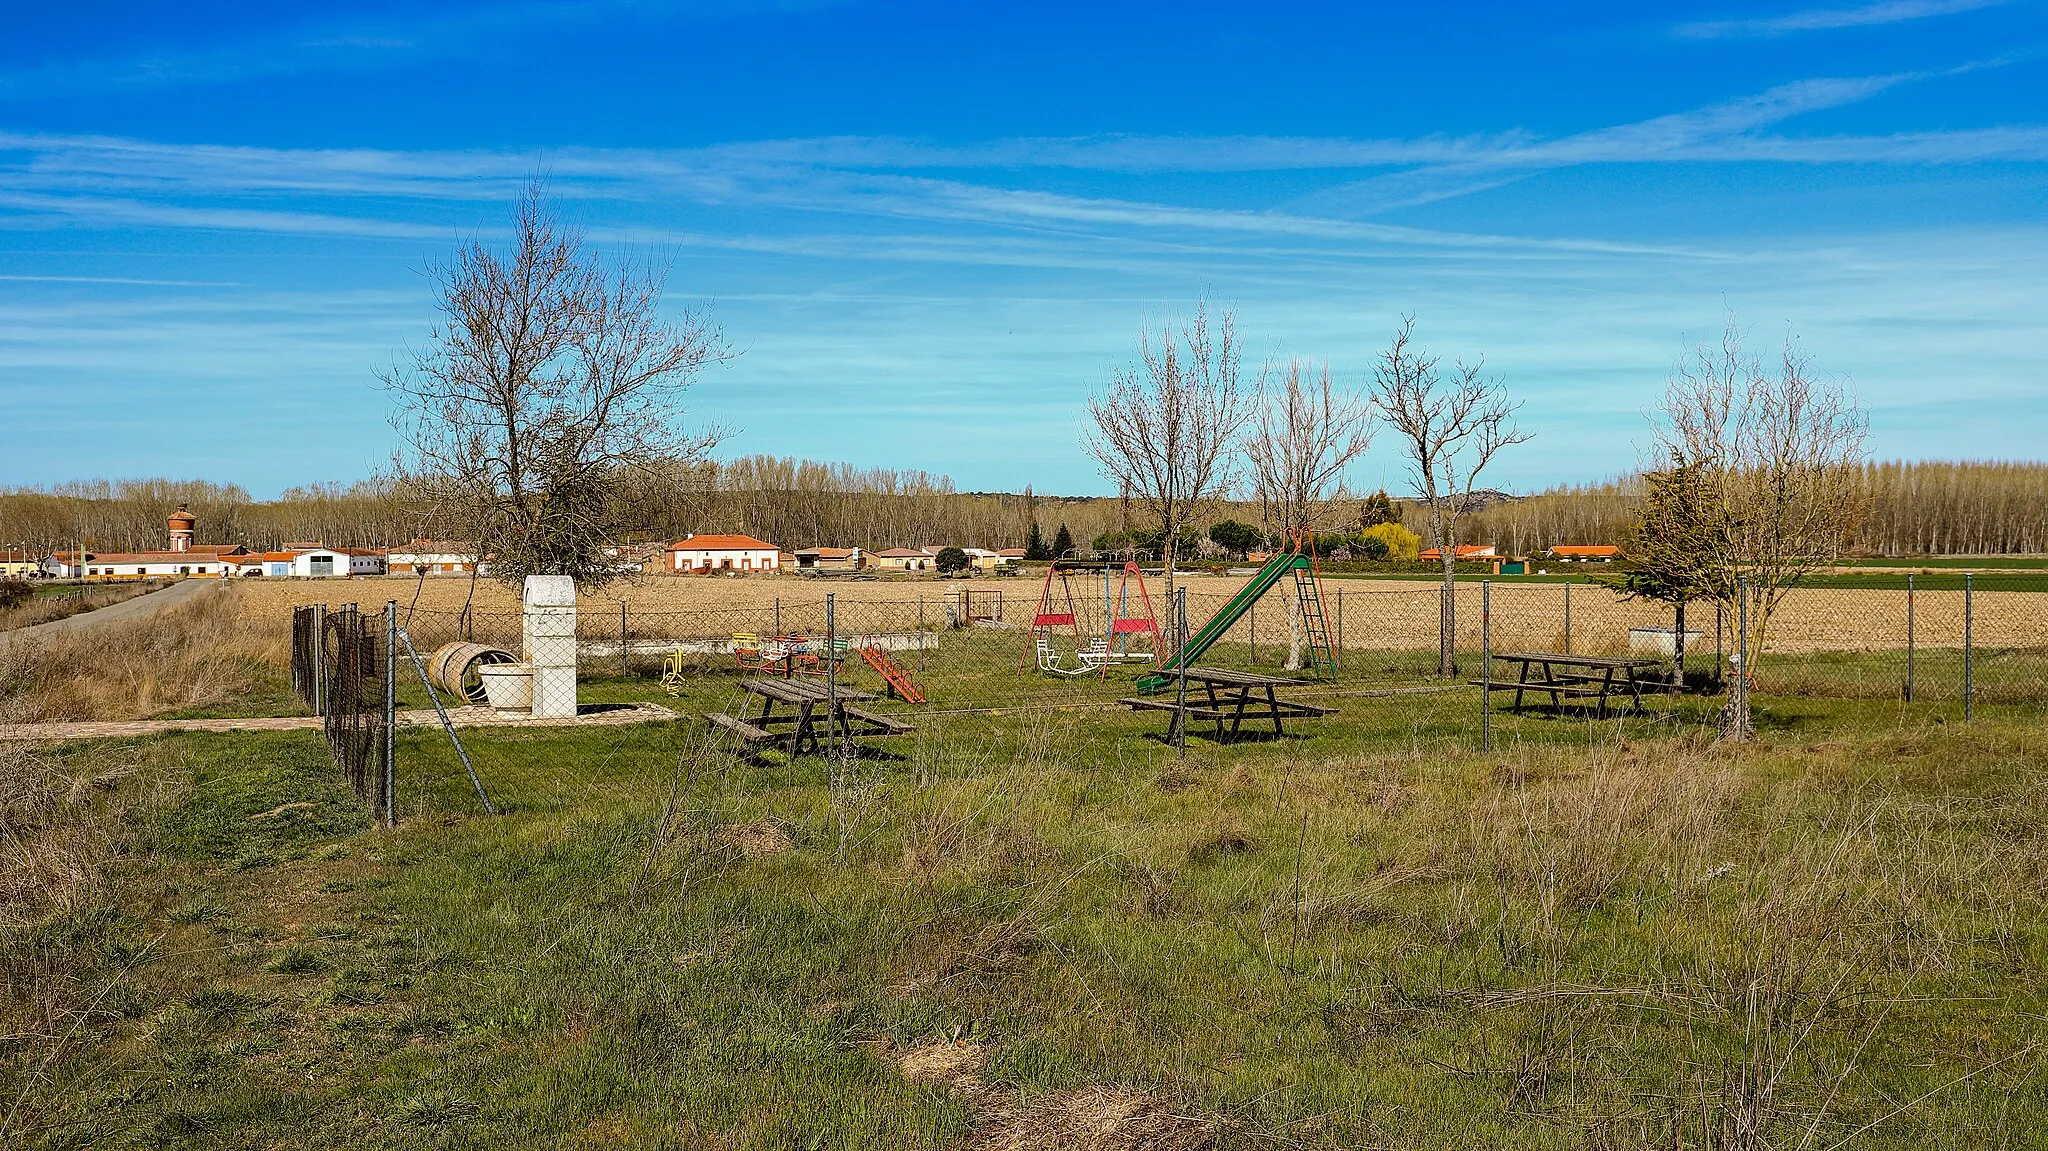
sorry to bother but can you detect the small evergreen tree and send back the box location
[1051,523,1075,559]
[1208,519,1262,558]
[1358,489,1401,529]
[934,546,970,574]
[1024,520,1050,561]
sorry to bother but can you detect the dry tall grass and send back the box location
[0,588,286,723]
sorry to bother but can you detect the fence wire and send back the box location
[291,603,392,823]
[388,573,2048,712]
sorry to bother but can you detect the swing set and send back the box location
[1022,559,1162,676]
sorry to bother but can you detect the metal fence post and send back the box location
[775,596,782,639]
[312,603,326,717]
[620,601,630,679]
[383,600,397,829]
[1335,587,1344,671]
[1964,573,1974,720]
[825,592,840,759]
[1176,588,1190,764]
[1905,574,1915,703]
[1563,579,1573,656]
[1249,599,1256,664]
[1481,579,1492,753]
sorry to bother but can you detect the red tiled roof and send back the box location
[1550,545,1620,557]
[79,551,230,565]
[797,547,856,558]
[875,548,933,558]
[668,534,777,552]
[997,548,1026,557]
[1420,545,1499,560]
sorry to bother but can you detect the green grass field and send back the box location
[6,658,2046,1149]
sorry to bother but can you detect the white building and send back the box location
[665,533,781,574]
[387,539,480,574]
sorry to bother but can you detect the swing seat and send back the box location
[1035,637,1095,677]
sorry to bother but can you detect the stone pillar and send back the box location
[524,575,578,718]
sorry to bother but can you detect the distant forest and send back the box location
[5,458,2046,557]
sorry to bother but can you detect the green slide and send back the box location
[1135,551,1311,693]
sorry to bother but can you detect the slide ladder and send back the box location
[1134,546,1338,693]
[858,645,927,704]
[1291,565,1339,680]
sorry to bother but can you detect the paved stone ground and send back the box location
[0,702,679,744]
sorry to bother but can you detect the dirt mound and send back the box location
[972,1085,1221,1151]
[897,1039,986,1086]
[718,821,793,857]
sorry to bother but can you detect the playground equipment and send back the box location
[1022,559,1162,677]
[857,644,927,703]
[1135,533,1336,694]
[731,632,850,678]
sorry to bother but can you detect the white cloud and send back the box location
[1675,0,2012,40]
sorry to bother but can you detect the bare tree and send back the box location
[1369,317,1529,676]
[386,186,729,589]
[1083,299,1251,612]
[1245,356,1374,668]
[1656,318,1868,738]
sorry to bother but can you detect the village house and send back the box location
[1549,545,1621,563]
[1420,544,1504,574]
[1,550,44,578]
[957,547,1021,574]
[387,539,481,575]
[666,533,782,574]
[793,546,866,572]
[872,547,936,572]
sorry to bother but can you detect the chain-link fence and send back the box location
[272,573,2047,824]
[384,573,2048,712]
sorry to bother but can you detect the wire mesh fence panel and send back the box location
[288,602,392,823]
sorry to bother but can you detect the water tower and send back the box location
[168,504,196,553]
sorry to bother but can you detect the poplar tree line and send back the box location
[8,458,2045,561]
[1460,460,2048,557]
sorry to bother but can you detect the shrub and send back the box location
[934,546,969,574]
[0,579,32,611]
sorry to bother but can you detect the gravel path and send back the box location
[0,702,679,743]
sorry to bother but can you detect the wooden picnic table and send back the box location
[1119,666,1335,742]
[704,677,913,755]
[1476,651,1662,718]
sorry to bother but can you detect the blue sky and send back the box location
[2,0,2044,498]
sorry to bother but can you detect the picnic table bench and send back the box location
[1474,651,1661,718]
[1120,666,1335,742]
[704,678,913,756]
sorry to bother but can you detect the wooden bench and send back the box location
[1122,667,1336,742]
[840,705,915,735]
[1478,652,1661,718]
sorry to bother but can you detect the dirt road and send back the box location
[0,578,218,650]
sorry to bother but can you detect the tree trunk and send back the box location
[1672,600,1687,695]
[1439,548,1457,677]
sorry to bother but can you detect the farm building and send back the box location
[58,505,260,578]
[1,550,43,577]
[226,548,385,578]
[667,533,781,574]
[1549,545,1620,563]
[388,539,480,574]
[873,548,936,571]
[794,546,866,572]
